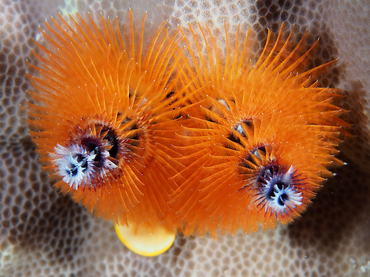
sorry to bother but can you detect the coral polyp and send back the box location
[27,11,188,228]
[169,23,348,236]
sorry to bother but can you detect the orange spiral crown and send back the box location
[168,22,348,236]
[27,11,193,229]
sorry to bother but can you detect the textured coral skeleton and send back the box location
[1,0,370,276]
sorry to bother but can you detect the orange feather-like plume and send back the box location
[27,11,190,229]
[27,11,348,237]
[169,23,348,236]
